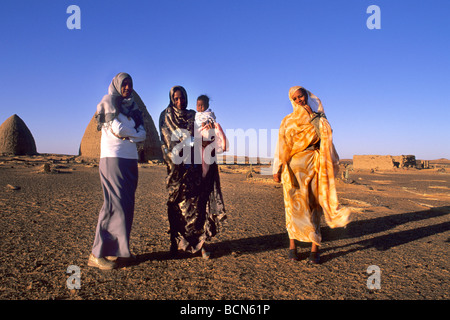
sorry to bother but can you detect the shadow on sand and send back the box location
[136,206,450,264]
[319,206,450,263]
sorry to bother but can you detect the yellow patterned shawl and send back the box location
[274,86,352,245]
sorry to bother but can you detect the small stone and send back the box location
[43,163,51,173]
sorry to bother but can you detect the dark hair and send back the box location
[299,88,308,104]
[197,94,210,106]
[299,87,307,97]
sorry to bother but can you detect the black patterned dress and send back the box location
[159,86,226,254]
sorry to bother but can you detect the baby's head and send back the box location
[196,95,210,112]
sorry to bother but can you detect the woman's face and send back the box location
[121,78,133,98]
[291,89,308,106]
[173,90,186,109]
[196,99,208,112]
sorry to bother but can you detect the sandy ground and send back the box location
[0,155,449,302]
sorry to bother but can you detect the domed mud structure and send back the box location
[0,114,37,155]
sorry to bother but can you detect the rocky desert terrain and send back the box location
[0,155,448,307]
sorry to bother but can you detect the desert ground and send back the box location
[0,154,448,303]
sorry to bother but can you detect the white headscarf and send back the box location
[95,72,141,129]
[288,86,323,113]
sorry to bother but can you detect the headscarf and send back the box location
[95,72,143,130]
[159,86,196,163]
[285,85,339,169]
[288,86,323,114]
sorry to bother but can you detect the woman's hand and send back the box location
[202,136,215,148]
[202,122,214,131]
[201,122,215,147]
[110,128,129,140]
[273,173,281,183]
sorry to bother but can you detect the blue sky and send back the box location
[1,0,449,160]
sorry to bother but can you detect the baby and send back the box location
[195,95,227,177]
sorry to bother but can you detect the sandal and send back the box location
[307,251,320,264]
[117,254,138,267]
[201,247,211,260]
[288,249,299,261]
[169,242,179,257]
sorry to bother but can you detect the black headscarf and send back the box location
[159,86,196,163]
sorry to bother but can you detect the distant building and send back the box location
[0,114,37,155]
[353,155,416,171]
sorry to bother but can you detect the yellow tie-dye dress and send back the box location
[273,86,353,246]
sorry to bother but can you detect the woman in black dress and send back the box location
[159,86,226,259]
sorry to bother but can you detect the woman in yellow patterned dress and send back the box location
[273,86,352,264]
